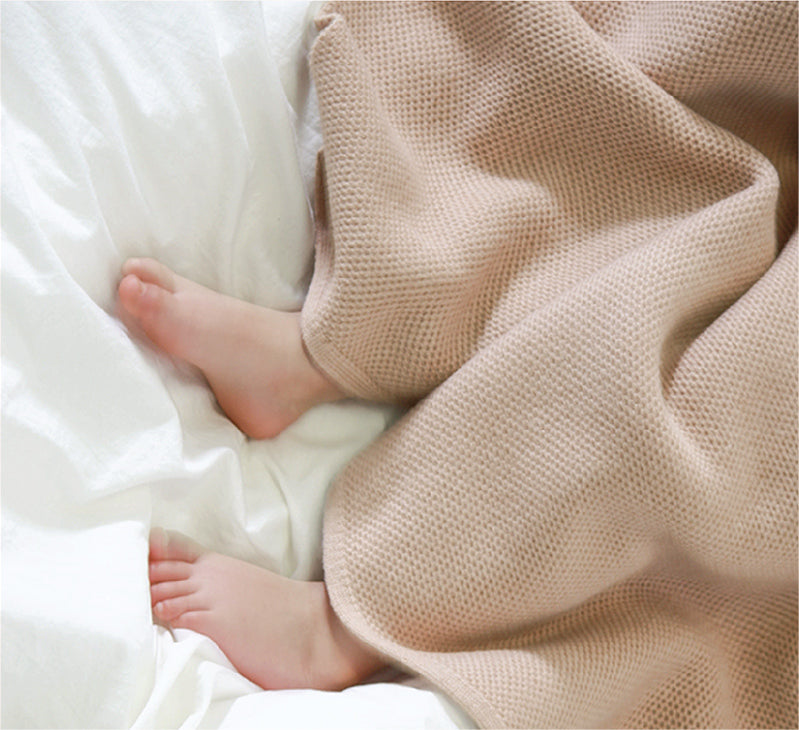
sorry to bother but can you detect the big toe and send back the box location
[118,274,187,355]
[121,258,177,291]
[118,273,148,316]
[149,528,204,563]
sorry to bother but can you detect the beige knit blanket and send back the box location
[301,2,798,727]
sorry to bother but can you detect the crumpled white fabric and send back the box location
[1,2,470,727]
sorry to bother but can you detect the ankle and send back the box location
[306,583,386,690]
[300,334,344,405]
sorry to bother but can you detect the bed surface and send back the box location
[1,2,471,727]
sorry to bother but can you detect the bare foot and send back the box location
[148,529,386,690]
[117,258,342,439]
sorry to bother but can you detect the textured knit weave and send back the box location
[302,2,798,728]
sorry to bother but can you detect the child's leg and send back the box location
[149,529,385,690]
[117,258,343,439]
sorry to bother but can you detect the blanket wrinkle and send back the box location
[303,2,797,727]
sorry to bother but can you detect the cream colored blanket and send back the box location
[302,2,798,727]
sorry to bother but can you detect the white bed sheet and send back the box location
[0,3,472,728]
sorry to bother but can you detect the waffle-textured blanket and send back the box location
[302,2,798,727]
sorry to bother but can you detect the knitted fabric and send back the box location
[302,2,798,727]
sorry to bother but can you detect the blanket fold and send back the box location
[303,2,798,727]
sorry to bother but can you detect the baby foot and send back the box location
[117,258,342,439]
[148,529,385,691]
